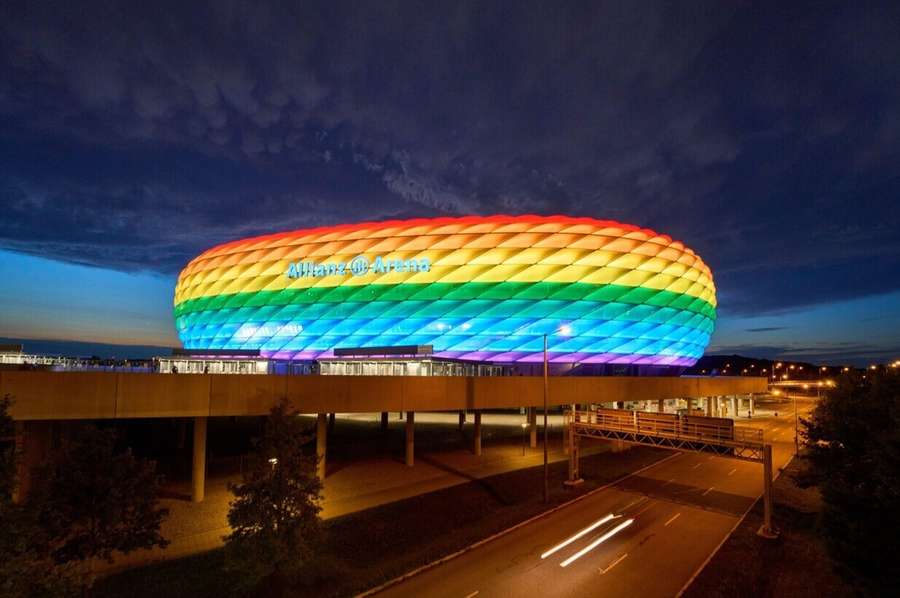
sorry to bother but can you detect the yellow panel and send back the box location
[542,247,588,265]
[469,247,512,265]
[607,253,646,270]
[545,265,597,283]
[504,247,554,265]
[574,250,620,267]
[471,263,530,283]
[579,267,628,285]
[508,263,564,283]
[611,269,656,287]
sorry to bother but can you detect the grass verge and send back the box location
[95,444,668,597]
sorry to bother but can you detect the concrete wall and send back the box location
[1,371,768,421]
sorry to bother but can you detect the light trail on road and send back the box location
[540,514,617,559]
[560,518,635,567]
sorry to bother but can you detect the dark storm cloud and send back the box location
[1,0,899,314]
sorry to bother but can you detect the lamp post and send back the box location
[521,423,527,456]
[543,333,549,503]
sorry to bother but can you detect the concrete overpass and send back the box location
[1,371,766,502]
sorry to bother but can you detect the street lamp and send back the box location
[542,325,570,503]
[543,333,549,503]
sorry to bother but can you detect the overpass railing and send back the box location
[566,408,765,462]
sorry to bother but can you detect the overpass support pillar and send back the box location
[565,425,583,487]
[380,411,389,431]
[328,412,336,434]
[757,444,778,538]
[657,399,665,413]
[749,395,755,418]
[458,411,466,431]
[316,413,327,481]
[473,411,482,456]
[686,397,694,412]
[731,396,739,418]
[529,407,537,448]
[706,397,714,417]
[192,416,207,503]
[12,421,52,504]
[405,412,415,466]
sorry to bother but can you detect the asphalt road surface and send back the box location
[377,402,814,598]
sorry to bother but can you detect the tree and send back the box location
[0,395,76,597]
[225,399,323,594]
[0,395,14,501]
[801,369,900,593]
[34,425,169,593]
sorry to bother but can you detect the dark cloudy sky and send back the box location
[1,0,898,365]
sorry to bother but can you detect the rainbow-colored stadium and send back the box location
[173,215,716,365]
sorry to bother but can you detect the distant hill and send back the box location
[684,354,846,378]
[0,337,176,360]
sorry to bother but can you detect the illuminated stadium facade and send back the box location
[173,215,716,368]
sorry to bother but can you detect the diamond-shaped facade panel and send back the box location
[174,215,717,365]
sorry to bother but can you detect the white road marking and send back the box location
[727,468,737,476]
[664,512,681,527]
[702,486,714,496]
[599,553,628,574]
[662,478,676,486]
[623,496,648,510]
[540,514,616,559]
[464,592,479,598]
[560,519,635,568]
[692,462,702,469]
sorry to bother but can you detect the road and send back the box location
[377,401,815,598]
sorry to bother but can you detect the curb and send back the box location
[356,449,680,597]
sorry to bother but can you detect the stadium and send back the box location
[171,215,716,374]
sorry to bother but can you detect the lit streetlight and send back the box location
[543,324,571,502]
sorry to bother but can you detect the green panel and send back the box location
[176,281,716,320]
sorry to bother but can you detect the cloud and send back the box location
[0,0,897,324]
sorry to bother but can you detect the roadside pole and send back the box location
[543,334,549,503]
[564,407,583,487]
[757,444,778,538]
